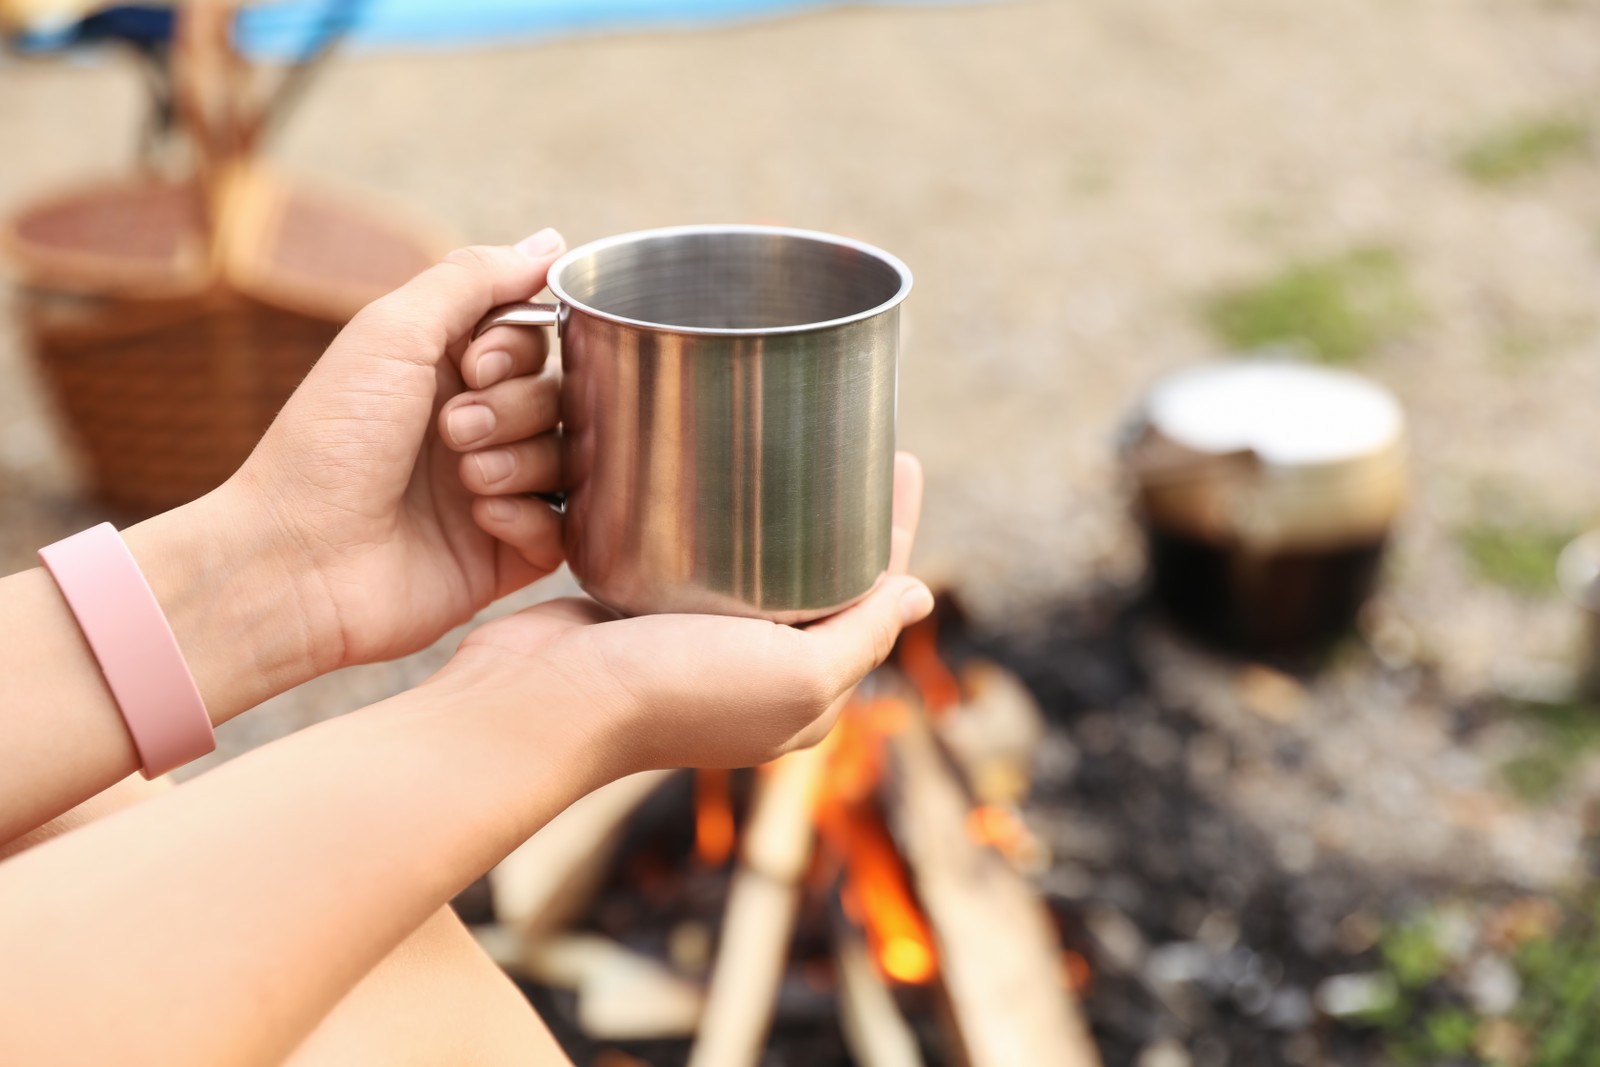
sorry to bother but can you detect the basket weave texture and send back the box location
[6,173,449,517]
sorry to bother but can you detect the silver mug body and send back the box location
[478,225,911,623]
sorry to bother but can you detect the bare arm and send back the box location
[0,489,325,843]
[0,670,601,1067]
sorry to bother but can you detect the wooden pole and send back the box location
[687,744,830,1067]
[883,702,1101,1067]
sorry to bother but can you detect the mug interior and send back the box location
[549,227,908,332]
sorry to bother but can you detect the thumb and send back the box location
[805,575,935,693]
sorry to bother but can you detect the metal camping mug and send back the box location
[475,225,912,623]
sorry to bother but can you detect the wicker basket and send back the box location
[4,169,451,516]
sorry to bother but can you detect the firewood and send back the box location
[834,918,926,1067]
[884,703,1101,1067]
[489,770,675,942]
[521,933,704,1040]
[937,659,1046,807]
[687,744,830,1067]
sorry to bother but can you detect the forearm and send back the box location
[0,672,605,1067]
[0,480,331,842]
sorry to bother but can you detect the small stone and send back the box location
[1086,906,1148,975]
[1236,663,1307,724]
[1075,711,1121,755]
[1314,972,1400,1018]
[1274,833,1318,874]
[1475,1017,1529,1064]
[1195,910,1240,953]
[1335,910,1383,955]
[1039,862,1095,901]
[1145,941,1213,987]
[1483,897,1560,950]
[1464,953,1520,1016]
[1263,987,1314,1031]
[1133,721,1183,769]
[1136,1038,1191,1067]
[1186,733,1232,781]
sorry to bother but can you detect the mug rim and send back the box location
[545,223,913,337]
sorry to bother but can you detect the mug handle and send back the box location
[473,301,562,339]
[470,301,566,512]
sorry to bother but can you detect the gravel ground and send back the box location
[5,1,1600,1061]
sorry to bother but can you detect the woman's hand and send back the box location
[230,229,570,674]
[432,454,932,774]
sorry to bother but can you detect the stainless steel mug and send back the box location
[476,224,912,623]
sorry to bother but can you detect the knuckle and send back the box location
[442,245,500,273]
[353,296,439,351]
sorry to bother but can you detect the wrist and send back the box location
[382,665,617,838]
[121,481,339,726]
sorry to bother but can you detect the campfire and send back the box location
[469,601,1102,1066]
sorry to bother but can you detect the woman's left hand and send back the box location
[225,229,570,674]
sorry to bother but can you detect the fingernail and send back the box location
[483,496,518,522]
[474,350,513,388]
[472,448,517,485]
[514,227,563,258]
[447,403,495,446]
[898,580,935,625]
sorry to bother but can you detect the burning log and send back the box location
[882,698,1101,1067]
[834,913,927,1067]
[490,770,676,943]
[937,659,1047,809]
[687,744,830,1067]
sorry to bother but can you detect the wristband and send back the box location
[39,523,215,778]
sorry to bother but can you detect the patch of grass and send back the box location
[1361,897,1600,1066]
[1457,522,1573,596]
[1203,247,1418,364]
[1499,698,1600,805]
[1456,113,1593,186]
[1383,916,1450,990]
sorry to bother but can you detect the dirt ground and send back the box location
[4,2,1600,1058]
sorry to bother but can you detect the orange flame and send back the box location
[843,809,938,985]
[898,616,961,716]
[965,804,1030,854]
[694,769,735,867]
[1061,949,1093,995]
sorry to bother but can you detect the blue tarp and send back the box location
[12,1,967,56]
[236,0,883,56]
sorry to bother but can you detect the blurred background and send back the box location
[5,1,1600,1064]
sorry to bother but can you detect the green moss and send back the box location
[1203,247,1418,364]
[1501,749,1572,804]
[1456,114,1593,186]
[1366,897,1600,1066]
[1500,698,1600,805]
[1457,522,1573,596]
[1382,917,1449,990]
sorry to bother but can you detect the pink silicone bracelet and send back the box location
[39,523,215,778]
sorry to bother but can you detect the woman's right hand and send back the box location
[432,453,931,774]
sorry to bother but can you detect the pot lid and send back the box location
[1143,360,1404,468]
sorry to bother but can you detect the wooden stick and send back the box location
[686,744,830,1067]
[884,703,1100,1067]
[521,932,705,1041]
[489,770,675,943]
[834,916,926,1067]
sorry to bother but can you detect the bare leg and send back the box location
[2,779,572,1067]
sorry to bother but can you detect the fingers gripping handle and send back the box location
[471,302,567,513]
[473,301,562,339]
